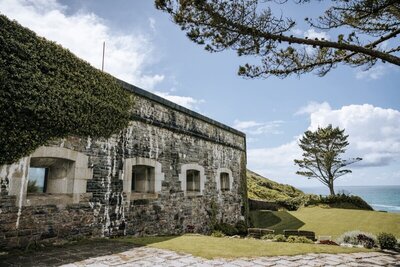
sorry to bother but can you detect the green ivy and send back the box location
[0,15,133,165]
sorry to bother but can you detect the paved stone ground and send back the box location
[0,240,399,267]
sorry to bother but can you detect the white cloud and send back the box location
[248,103,400,186]
[356,65,387,80]
[0,0,203,109]
[149,17,156,32]
[247,139,302,185]
[291,28,303,36]
[249,140,300,168]
[154,91,204,110]
[233,120,283,135]
[246,137,258,143]
[234,120,263,130]
[304,29,330,40]
[295,101,331,115]
[308,103,400,167]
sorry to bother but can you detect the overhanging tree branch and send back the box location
[155,0,400,78]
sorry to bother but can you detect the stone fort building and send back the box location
[0,80,247,249]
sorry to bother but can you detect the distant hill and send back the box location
[247,170,305,202]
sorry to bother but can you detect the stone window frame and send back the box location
[8,146,92,206]
[123,157,164,201]
[178,163,206,196]
[215,168,233,193]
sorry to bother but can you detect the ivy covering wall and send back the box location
[0,15,133,165]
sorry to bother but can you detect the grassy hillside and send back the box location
[247,170,305,201]
[250,207,400,239]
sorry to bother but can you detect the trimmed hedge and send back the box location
[306,194,373,211]
[0,15,133,165]
[249,195,311,211]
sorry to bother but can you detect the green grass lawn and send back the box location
[250,209,305,234]
[118,235,369,259]
[250,207,400,239]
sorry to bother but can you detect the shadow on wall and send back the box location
[249,210,305,234]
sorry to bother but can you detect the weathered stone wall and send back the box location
[0,82,247,250]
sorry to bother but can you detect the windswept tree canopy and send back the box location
[294,125,362,195]
[0,15,133,165]
[155,0,400,78]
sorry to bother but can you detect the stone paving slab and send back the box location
[0,241,399,267]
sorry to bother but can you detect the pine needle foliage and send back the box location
[155,0,400,78]
[0,15,133,165]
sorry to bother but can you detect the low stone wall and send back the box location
[0,195,98,249]
[0,82,247,250]
[248,199,280,211]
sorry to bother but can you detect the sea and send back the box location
[299,185,400,213]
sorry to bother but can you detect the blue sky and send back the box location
[1,0,399,187]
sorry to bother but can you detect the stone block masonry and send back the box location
[0,80,247,250]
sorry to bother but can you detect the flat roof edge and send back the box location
[117,79,246,137]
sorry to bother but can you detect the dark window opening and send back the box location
[186,170,200,192]
[220,172,230,191]
[132,165,155,193]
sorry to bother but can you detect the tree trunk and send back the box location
[328,181,335,195]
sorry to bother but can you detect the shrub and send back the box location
[286,236,298,243]
[306,194,373,211]
[286,235,313,244]
[357,234,376,249]
[276,197,304,211]
[235,220,248,236]
[337,231,377,248]
[27,180,40,193]
[283,230,316,241]
[296,236,314,244]
[211,230,225,238]
[214,223,238,236]
[0,15,133,165]
[377,233,397,250]
[261,234,275,240]
[273,234,286,242]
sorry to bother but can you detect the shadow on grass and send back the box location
[115,235,179,246]
[250,210,282,227]
[250,210,305,234]
[0,236,179,267]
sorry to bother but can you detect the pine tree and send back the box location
[294,125,362,195]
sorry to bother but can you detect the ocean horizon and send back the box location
[299,185,400,213]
